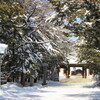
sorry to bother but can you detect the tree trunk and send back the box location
[20,72,25,86]
[42,65,47,85]
[30,76,34,86]
[55,68,59,81]
[51,67,55,81]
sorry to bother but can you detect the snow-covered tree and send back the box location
[1,0,70,86]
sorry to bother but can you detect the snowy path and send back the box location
[0,81,100,100]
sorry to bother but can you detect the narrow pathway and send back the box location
[60,76,93,83]
[0,81,100,100]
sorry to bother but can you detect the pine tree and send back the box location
[48,0,100,74]
[0,0,28,85]
[0,0,70,86]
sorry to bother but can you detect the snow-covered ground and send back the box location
[0,81,100,100]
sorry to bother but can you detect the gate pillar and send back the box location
[66,67,70,78]
[82,67,86,78]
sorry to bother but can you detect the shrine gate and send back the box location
[60,64,90,79]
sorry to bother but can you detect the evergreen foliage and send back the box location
[0,0,70,85]
[0,0,25,74]
[48,0,100,74]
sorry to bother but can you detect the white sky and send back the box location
[0,43,8,53]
